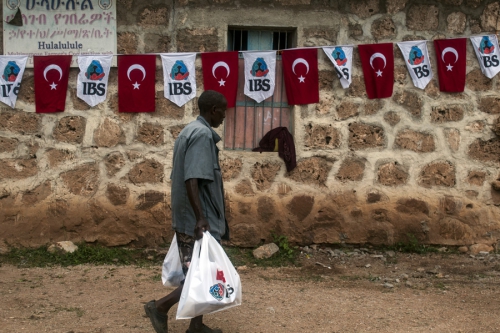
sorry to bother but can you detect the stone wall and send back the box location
[1,0,500,248]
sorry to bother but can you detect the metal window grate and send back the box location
[224,28,295,151]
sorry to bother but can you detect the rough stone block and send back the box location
[468,138,500,163]
[235,179,255,196]
[144,33,170,53]
[303,27,338,44]
[136,191,166,210]
[220,157,243,181]
[470,18,482,34]
[470,243,494,254]
[107,94,136,122]
[346,76,366,97]
[336,157,365,182]
[431,105,465,123]
[61,163,99,196]
[348,23,364,40]
[447,12,467,34]
[253,243,279,259]
[257,196,276,221]
[251,162,281,191]
[94,118,125,148]
[155,92,185,119]
[46,149,73,168]
[0,158,38,180]
[106,184,130,206]
[439,217,472,240]
[53,116,86,144]
[395,129,435,153]
[419,161,456,188]
[348,0,380,19]
[0,136,18,153]
[493,116,500,136]
[465,120,485,133]
[117,32,138,54]
[48,241,78,254]
[393,90,422,118]
[319,70,335,91]
[69,88,91,111]
[0,111,41,134]
[481,2,500,31]
[396,198,429,215]
[394,65,408,86]
[466,170,486,186]
[104,152,126,177]
[128,159,164,184]
[138,5,169,27]
[277,183,292,196]
[287,157,332,186]
[479,96,500,114]
[337,101,360,120]
[168,124,186,140]
[315,95,334,115]
[22,181,51,205]
[371,16,396,40]
[287,195,314,221]
[17,76,35,104]
[137,122,164,146]
[443,128,460,152]
[304,123,340,149]
[467,68,493,91]
[377,161,409,186]
[364,100,383,116]
[383,111,400,126]
[407,5,439,31]
[348,123,385,150]
[177,28,218,53]
[387,0,408,14]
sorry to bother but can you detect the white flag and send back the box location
[322,46,353,89]
[397,40,433,89]
[470,35,500,79]
[161,53,196,107]
[0,56,27,108]
[77,55,113,107]
[243,51,276,103]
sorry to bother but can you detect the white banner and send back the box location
[322,46,353,89]
[161,53,196,107]
[0,55,28,108]
[397,40,433,89]
[470,35,500,79]
[76,55,112,107]
[243,51,276,103]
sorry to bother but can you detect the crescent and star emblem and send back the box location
[212,61,230,86]
[441,47,459,71]
[292,58,309,83]
[43,64,63,90]
[127,64,147,89]
[369,53,387,77]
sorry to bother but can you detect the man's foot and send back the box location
[186,324,222,333]
[144,300,167,333]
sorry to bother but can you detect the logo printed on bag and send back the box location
[168,60,192,95]
[1,61,21,97]
[407,45,430,79]
[248,57,271,92]
[478,36,499,68]
[209,283,225,301]
[216,269,226,283]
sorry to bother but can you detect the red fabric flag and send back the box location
[201,52,239,108]
[34,55,72,113]
[358,43,394,99]
[118,55,156,112]
[282,48,319,105]
[433,38,467,92]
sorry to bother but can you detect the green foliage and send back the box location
[0,243,155,268]
[272,233,296,259]
[390,234,438,254]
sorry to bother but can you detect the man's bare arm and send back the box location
[185,178,210,240]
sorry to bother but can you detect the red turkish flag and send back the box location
[282,48,319,105]
[34,55,72,113]
[201,52,238,108]
[118,55,156,112]
[359,43,394,99]
[434,38,467,92]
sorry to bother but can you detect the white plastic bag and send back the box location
[176,232,242,319]
[161,234,184,287]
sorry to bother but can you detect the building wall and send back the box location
[1,0,500,248]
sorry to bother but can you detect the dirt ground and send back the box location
[1,247,500,333]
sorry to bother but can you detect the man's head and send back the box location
[198,90,227,128]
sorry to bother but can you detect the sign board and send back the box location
[3,0,117,67]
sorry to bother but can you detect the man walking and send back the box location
[144,90,228,333]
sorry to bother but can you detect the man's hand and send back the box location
[194,218,210,240]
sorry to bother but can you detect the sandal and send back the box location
[144,300,167,333]
[186,324,222,333]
